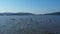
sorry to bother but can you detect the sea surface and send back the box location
[0,15,60,34]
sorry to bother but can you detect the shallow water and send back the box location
[0,15,60,34]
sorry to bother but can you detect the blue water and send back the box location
[0,15,60,34]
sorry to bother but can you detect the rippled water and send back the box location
[0,15,60,34]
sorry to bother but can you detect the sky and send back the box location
[0,0,60,14]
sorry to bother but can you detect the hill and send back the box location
[44,12,60,15]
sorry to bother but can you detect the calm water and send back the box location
[0,15,60,34]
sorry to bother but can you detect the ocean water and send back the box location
[0,15,60,34]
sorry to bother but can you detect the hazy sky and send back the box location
[0,0,60,14]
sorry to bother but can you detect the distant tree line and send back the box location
[0,13,35,16]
